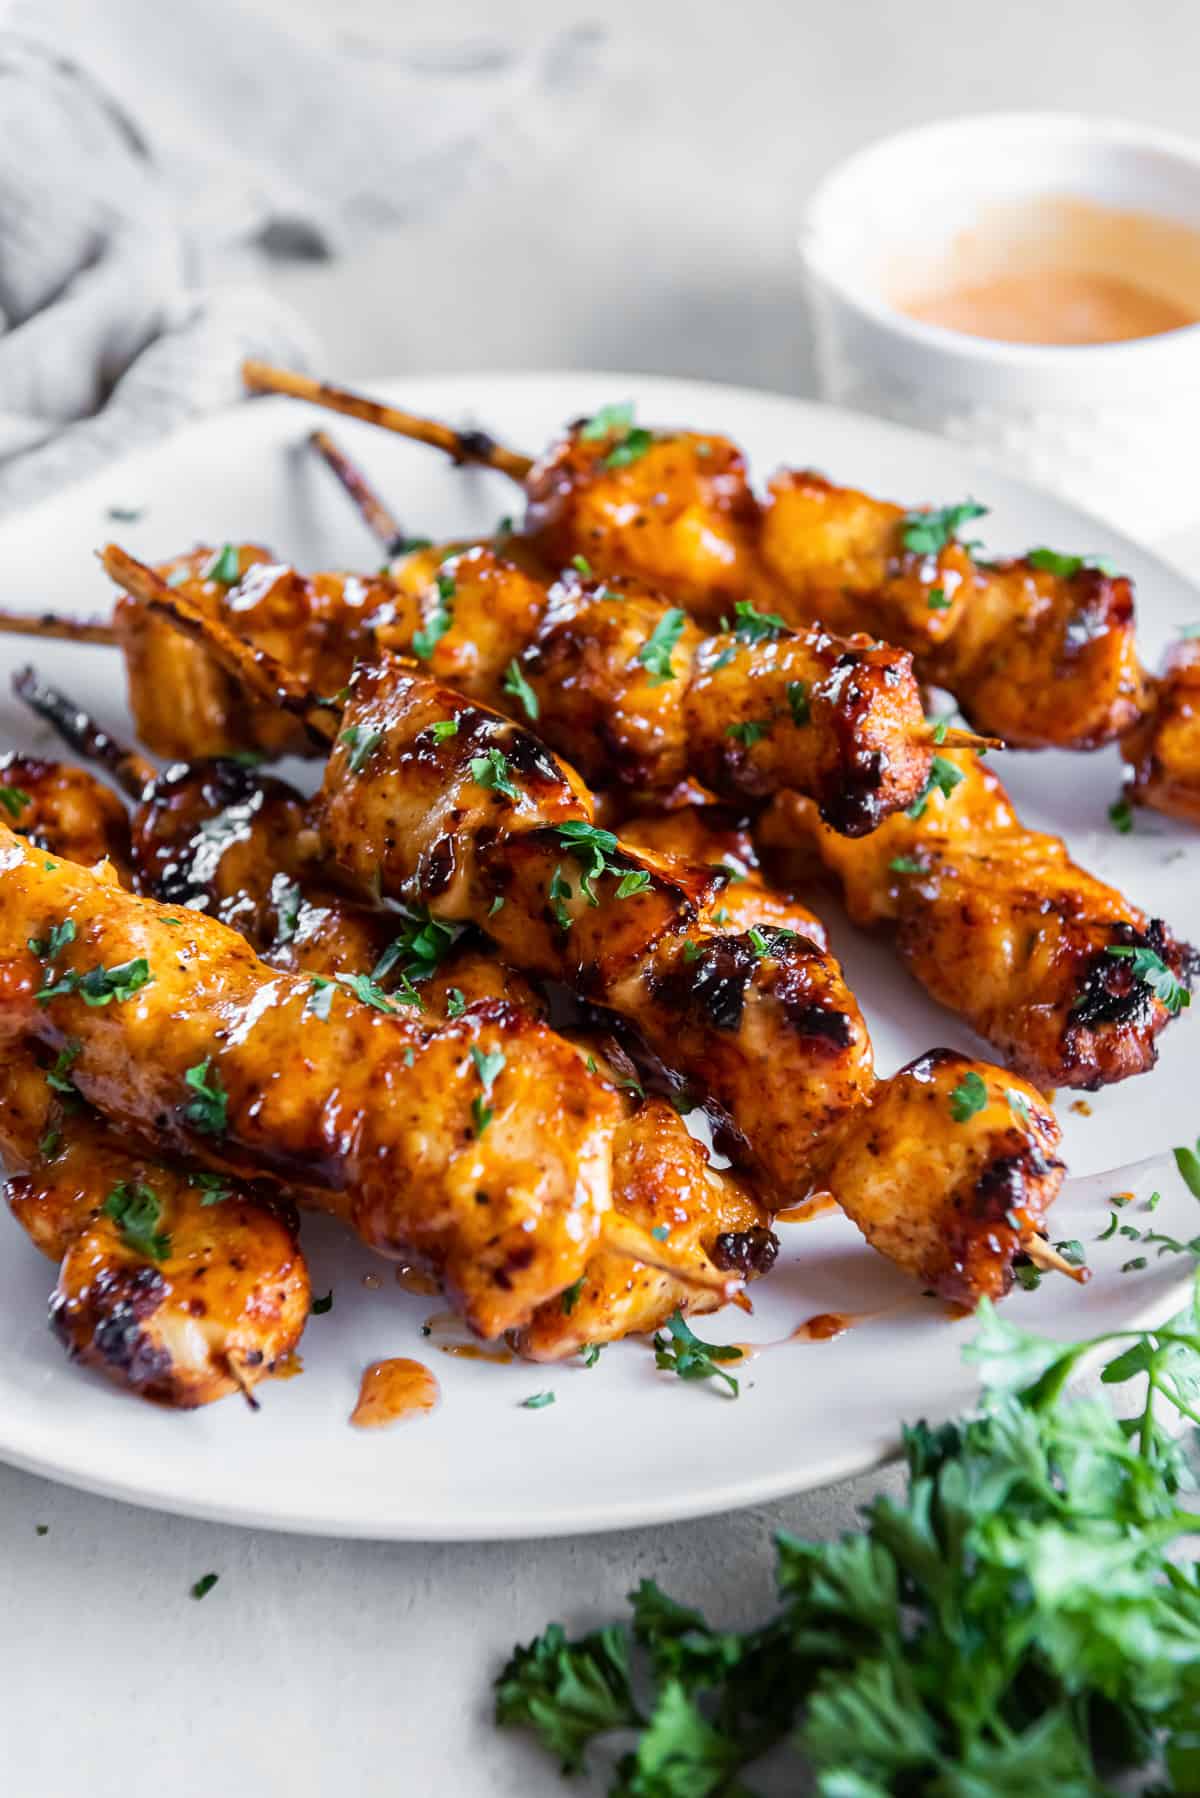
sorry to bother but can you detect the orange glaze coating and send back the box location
[1121,636,1200,825]
[317,658,875,1201]
[0,823,622,1341]
[760,748,1197,1088]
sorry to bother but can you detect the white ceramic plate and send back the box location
[0,372,1196,1540]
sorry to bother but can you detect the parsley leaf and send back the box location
[336,971,408,1013]
[501,659,539,721]
[521,1391,556,1409]
[786,680,811,727]
[603,428,653,469]
[36,957,153,1008]
[204,543,241,585]
[636,609,687,686]
[949,1069,988,1121]
[580,402,635,442]
[1109,795,1134,834]
[45,1040,81,1095]
[900,499,988,557]
[102,1181,170,1261]
[0,784,31,820]
[470,1042,505,1136]
[1027,546,1116,578]
[193,1172,233,1206]
[412,573,455,661]
[339,725,383,775]
[907,754,965,820]
[190,1573,219,1601]
[561,1278,584,1315]
[571,553,592,577]
[496,1623,638,1774]
[549,865,573,932]
[1107,944,1191,1015]
[725,718,772,747]
[731,600,788,644]
[183,1058,227,1135]
[310,1291,334,1315]
[927,585,951,610]
[445,988,466,1019]
[28,918,75,960]
[429,718,459,743]
[306,975,335,1020]
[471,746,520,802]
[652,1311,743,1397]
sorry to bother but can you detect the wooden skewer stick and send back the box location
[242,360,534,484]
[309,429,408,554]
[1024,1236,1090,1284]
[0,608,116,646]
[12,667,156,799]
[921,725,1005,753]
[99,545,338,750]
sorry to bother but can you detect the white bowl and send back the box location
[800,113,1200,541]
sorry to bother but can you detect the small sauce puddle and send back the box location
[774,1192,839,1225]
[423,1308,513,1364]
[350,1357,440,1428]
[733,1310,861,1361]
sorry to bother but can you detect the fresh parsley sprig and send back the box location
[900,499,988,557]
[1107,944,1191,1016]
[651,1311,743,1398]
[635,609,687,686]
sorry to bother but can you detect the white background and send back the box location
[5,3,1200,1794]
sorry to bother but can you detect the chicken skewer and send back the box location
[0,755,311,1405]
[242,360,1151,754]
[99,548,1071,1303]
[758,747,1197,1091]
[0,812,749,1340]
[0,542,993,834]
[1119,632,1200,826]
[102,542,880,1201]
[15,678,777,1359]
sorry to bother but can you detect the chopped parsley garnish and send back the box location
[561,1278,584,1316]
[1054,1239,1087,1267]
[36,957,153,1008]
[193,1172,232,1206]
[900,499,988,557]
[730,600,788,644]
[726,718,772,747]
[470,1043,506,1136]
[412,573,455,661]
[949,1069,988,1122]
[907,754,965,820]
[372,910,459,986]
[571,554,593,577]
[615,869,651,900]
[553,821,648,906]
[549,866,573,931]
[45,1040,81,1095]
[337,971,408,1013]
[927,586,951,610]
[306,975,335,1020]
[580,402,634,441]
[471,746,520,801]
[502,659,539,722]
[1027,546,1116,578]
[1109,795,1134,834]
[204,543,241,584]
[28,918,75,960]
[271,877,302,944]
[1006,1088,1032,1127]
[339,725,383,775]
[1173,1136,1200,1198]
[429,718,459,743]
[190,1573,219,1601]
[747,925,797,960]
[488,895,505,917]
[445,988,467,1019]
[652,1311,743,1397]
[520,1391,556,1409]
[1107,944,1191,1015]
[786,680,810,727]
[0,784,31,820]
[310,1291,334,1315]
[889,855,925,875]
[603,428,653,470]
[102,1181,170,1261]
[580,1344,603,1368]
[182,1058,228,1135]
[635,609,686,686]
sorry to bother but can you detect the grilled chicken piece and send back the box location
[1121,636,1200,826]
[0,756,310,1405]
[760,749,1197,1089]
[0,750,131,874]
[525,424,1147,750]
[113,544,396,760]
[2,1055,309,1406]
[757,474,1151,750]
[0,824,630,1340]
[317,656,875,1197]
[812,1050,1064,1308]
[104,539,935,834]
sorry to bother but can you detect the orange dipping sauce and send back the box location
[350,1357,440,1428]
[895,196,1200,346]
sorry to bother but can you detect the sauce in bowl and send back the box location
[895,195,1200,345]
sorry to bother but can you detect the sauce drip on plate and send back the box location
[350,1357,440,1428]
